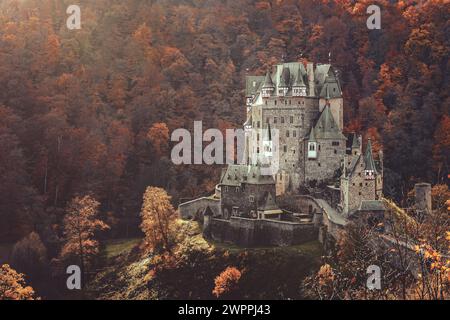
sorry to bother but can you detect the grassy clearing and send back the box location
[209,240,323,257]
[103,238,141,260]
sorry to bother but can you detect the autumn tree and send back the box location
[146,122,170,158]
[11,232,48,285]
[0,264,38,300]
[140,187,177,254]
[59,195,109,287]
[212,267,242,299]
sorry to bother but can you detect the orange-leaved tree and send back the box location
[212,267,242,299]
[59,195,109,287]
[0,264,38,300]
[140,187,177,255]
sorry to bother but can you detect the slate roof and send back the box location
[293,66,306,87]
[279,67,291,87]
[364,139,378,174]
[311,105,346,140]
[346,154,361,177]
[245,76,265,96]
[308,126,317,142]
[262,71,275,88]
[351,133,360,149]
[258,192,279,211]
[219,164,275,186]
[358,200,385,211]
[319,74,342,99]
[245,62,341,98]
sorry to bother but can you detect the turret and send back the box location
[278,67,290,96]
[364,139,377,180]
[292,66,307,97]
[262,71,275,98]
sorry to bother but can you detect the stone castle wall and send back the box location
[208,216,317,247]
[304,138,346,184]
[178,197,220,220]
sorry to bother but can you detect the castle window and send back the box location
[318,144,321,151]
[257,121,260,128]
[257,147,260,153]
[290,116,293,123]
[257,133,260,141]
[266,117,269,123]
[352,183,355,186]
[249,195,255,203]
[224,186,229,192]
[286,130,289,137]
[360,183,363,187]
[293,130,296,137]
[265,101,267,105]
[289,100,291,105]
[309,144,315,151]
[334,149,337,154]
[283,145,287,152]
[274,100,277,106]
[274,117,277,124]
[359,192,361,195]
[235,187,240,192]
[365,183,368,186]
[281,117,285,123]
[332,141,339,146]
[318,162,321,167]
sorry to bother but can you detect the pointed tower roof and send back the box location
[351,133,360,149]
[262,70,274,88]
[293,66,306,87]
[313,105,346,140]
[279,66,290,87]
[258,192,280,212]
[364,139,378,173]
[308,126,317,142]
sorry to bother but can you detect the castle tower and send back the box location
[262,70,275,98]
[292,66,307,97]
[414,183,432,215]
[364,139,377,180]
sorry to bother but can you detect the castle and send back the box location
[179,61,387,246]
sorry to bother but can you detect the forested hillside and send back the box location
[0,0,448,299]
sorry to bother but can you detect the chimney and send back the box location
[307,62,315,97]
[414,183,432,215]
